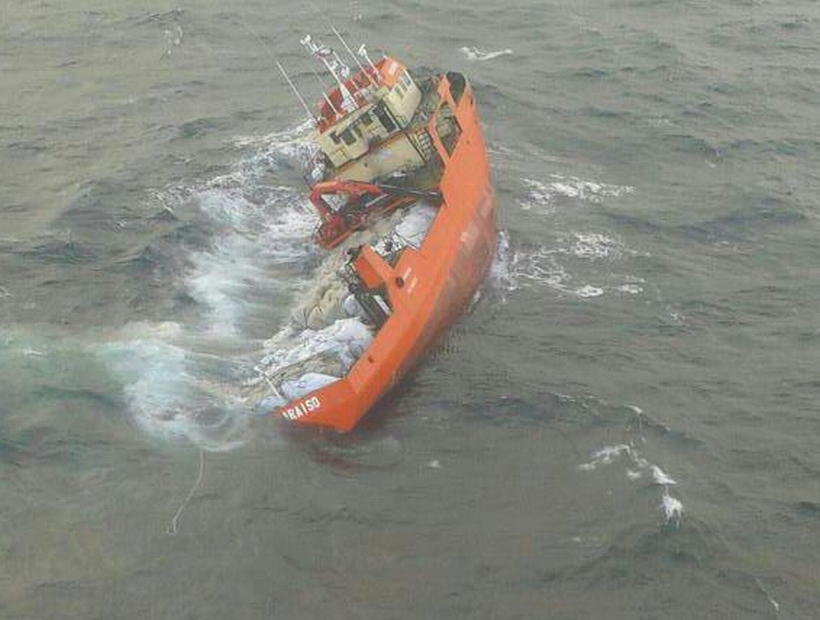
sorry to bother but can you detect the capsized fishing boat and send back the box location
[251,34,496,432]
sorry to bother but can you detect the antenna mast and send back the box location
[276,61,317,124]
[301,34,357,113]
[330,25,378,88]
[357,43,380,78]
[305,62,343,117]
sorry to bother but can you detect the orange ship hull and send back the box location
[274,74,496,432]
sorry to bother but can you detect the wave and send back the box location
[518,175,635,212]
[96,122,319,449]
[578,436,684,527]
[493,237,644,299]
[459,46,513,62]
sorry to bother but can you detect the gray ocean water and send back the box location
[2,0,819,617]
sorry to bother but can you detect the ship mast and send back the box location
[357,44,380,78]
[275,61,317,125]
[331,25,378,89]
[300,35,357,113]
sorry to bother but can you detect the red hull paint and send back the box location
[275,75,496,432]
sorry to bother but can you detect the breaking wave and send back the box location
[518,175,635,212]
[493,236,644,299]
[492,172,645,300]
[100,327,251,451]
[577,404,685,528]
[96,123,448,448]
[98,122,320,449]
[186,185,317,337]
[100,128,646,447]
[460,46,514,62]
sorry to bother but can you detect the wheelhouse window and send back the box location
[373,104,397,133]
[340,128,357,146]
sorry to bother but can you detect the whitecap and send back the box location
[660,490,683,527]
[578,444,633,470]
[566,233,621,260]
[178,124,319,336]
[575,285,604,298]
[518,175,634,211]
[105,121,319,447]
[651,465,677,486]
[100,337,251,451]
[579,441,684,526]
[459,46,513,62]
[488,230,516,298]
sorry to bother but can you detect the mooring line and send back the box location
[166,449,206,535]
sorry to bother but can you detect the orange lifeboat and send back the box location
[266,55,496,432]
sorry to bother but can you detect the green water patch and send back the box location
[0,329,134,470]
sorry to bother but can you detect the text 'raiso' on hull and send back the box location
[246,30,497,432]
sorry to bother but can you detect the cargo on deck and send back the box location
[260,35,496,431]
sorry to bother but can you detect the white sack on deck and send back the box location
[258,317,374,377]
[281,372,338,400]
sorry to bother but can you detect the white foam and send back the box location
[579,442,684,526]
[510,246,570,289]
[101,337,250,451]
[578,444,632,470]
[493,231,610,302]
[187,237,270,337]
[233,119,314,150]
[488,230,516,298]
[21,348,46,357]
[576,285,604,298]
[519,175,634,211]
[497,226,651,300]
[504,245,608,299]
[257,197,318,264]
[195,187,257,228]
[660,490,683,527]
[180,126,319,336]
[566,233,621,260]
[651,464,677,486]
[459,46,513,62]
[755,578,780,614]
[106,121,319,447]
[518,179,558,212]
